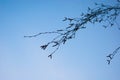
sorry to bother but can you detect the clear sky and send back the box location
[0,0,120,80]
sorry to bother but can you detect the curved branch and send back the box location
[24,1,120,59]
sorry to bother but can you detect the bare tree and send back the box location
[24,0,120,64]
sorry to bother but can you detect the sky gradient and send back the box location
[0,0,120,80]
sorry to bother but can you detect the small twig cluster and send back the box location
[24,1,120,60]
[107,47,120,64]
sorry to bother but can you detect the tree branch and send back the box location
[24,1,120,60]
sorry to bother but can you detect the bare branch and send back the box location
[107,46,120,64]
[24,1,120,60]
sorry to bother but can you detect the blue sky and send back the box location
[0,0,120,80]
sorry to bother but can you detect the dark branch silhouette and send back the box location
[107,47,120,64]
[24,0,120,64]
